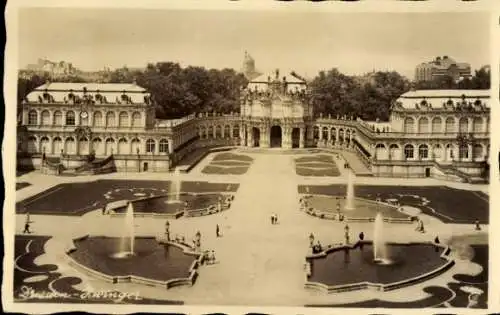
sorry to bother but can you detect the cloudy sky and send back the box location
[18,9,490,79]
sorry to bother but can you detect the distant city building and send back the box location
[241,51,262,80]
[414,56,471,82]
[25,58,78,76]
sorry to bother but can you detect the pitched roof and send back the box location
[251,70,306,84]
[397,89,490,109]
[26,82,150,104]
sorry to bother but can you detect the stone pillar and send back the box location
[248,127,253,147]
[468,144,473,161]
[299,127,304,148]
[168,140,173,154]
[261,126,269,148]
[213,125,217,139]
[319,126,323,140]
[240,125,246,146]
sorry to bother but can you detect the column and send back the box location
[230,125,233,138]
[261,126,269,148]
[248,126,253,147]
[240,124,245,146]
[319,125,323,141]
[467,144,473,161]
[336,129,340,147]
[213,125,217,139]
[168,140,173,154]
[299,127,304,148]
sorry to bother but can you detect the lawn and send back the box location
[201,152,253,175]
[16,180,239,216]
[295,154,340,177]
[298,184,489,224]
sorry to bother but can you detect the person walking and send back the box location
[475,219,481,231]
[23,221,31,234]
[216,224,220,237]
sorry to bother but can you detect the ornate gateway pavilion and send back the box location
[17,70,490,183]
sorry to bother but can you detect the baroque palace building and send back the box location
[17,68,490,182]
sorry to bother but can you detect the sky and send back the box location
[18,9,490,79]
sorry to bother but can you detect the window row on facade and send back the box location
[374,142,488,162]
[403,116,489,134]
[23,136,172,156]
[26,110,144,128]
[313,126,356,141]
[197,125,240,139]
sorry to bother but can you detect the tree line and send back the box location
[18,62,490,121]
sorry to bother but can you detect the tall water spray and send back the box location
[373,213,390,264]
[117,202,135,256]
[170,168,181,201]
[345,169,355,211]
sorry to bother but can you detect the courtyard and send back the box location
[13,150,489,308]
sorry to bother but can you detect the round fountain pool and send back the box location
[111,193,227,216]
[67,236,200,287]
[304,195,412,222]
[306,242,454,292]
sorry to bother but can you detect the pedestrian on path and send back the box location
[359,231,364,241]
[216,224,220,237]
[23,222,31,234]
[274,213,279,225]
[270,215,274,225]
[475,219,481,231]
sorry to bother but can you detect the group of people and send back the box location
[205,250,217,265]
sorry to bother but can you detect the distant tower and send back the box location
[242,51,258,80]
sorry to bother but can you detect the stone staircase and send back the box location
[337,151,373,176]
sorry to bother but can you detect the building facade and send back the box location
[415,56,471,82]
[17,72,490,182]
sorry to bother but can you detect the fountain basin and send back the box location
[305,241,454,293]
[66,236,203,289]
[107,193,232,219]
[302,195,413,223]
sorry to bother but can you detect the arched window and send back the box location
[233,125,240,138]
[322,127,329,140]
[418,144,429,159]
[53,137,63,155]
[338,129,344,141]
[224,125,231,138]
[473,117,483,133]
[118,112,129,127]
[41,110,50,125]
[53,111,63,126]
[65,137,76,154]
[215,125,222,138]
[93,111,103,127]
[131,112,141,127]
[459,144,468,160]
[159,139,169,153]
[404,144,414,159]
[208,126,214,138]
[131,138,141,154]
[445,117,455,133]
[106,112,116,127]
[418,117,429,133]
[433,144,442,160]
[459,117,469,133]
[105,138,115,155]
[431,117,442,133]
[375,144,386,160]
[118,138,128,154]
[92,138,103,155]
[40,136,50,153]
[28,110,38,125]
[65,111,75,126]
[313,126,319,140]
[79,137,89,155]
[389,144,399,160]
[330,128,336,141]
[403,117,415,133]
[473,144,483,160]
[27,136,37,153]
[146,139,156,153]
[200,126,207,139]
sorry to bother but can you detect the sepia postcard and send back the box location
[2,1,499,314]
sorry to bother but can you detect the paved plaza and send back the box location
[14,151,489,307]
